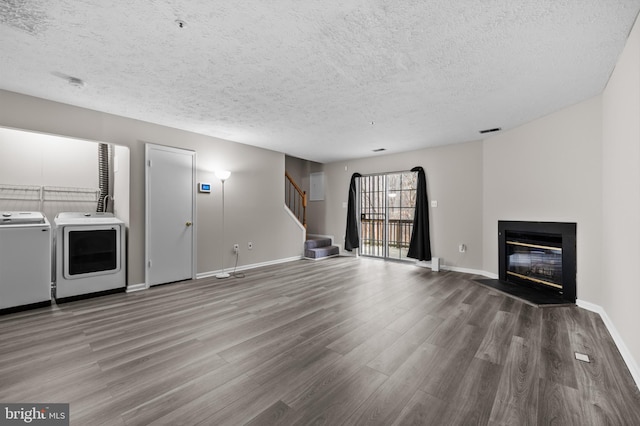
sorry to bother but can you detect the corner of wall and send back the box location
[577,299,640,388]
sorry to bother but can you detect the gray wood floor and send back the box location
[1,257,639,425]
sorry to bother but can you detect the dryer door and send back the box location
[63,225,121,279]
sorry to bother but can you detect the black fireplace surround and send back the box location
[497,221,576,305]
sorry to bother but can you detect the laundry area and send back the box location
[0,127,130,313]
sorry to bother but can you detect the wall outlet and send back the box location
[233,243,239,253]
[459,244,467,253]
[248,242,253,250]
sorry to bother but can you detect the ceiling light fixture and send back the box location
[479,127,502,134]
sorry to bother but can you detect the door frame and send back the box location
[144,143,196,287]
[358,170,418,261]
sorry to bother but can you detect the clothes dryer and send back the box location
[54,212,126,301]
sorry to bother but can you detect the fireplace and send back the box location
[498,221,576,304]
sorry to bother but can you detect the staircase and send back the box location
[285,172,339,260]
[304,237,340,260]
[285,171,307,228]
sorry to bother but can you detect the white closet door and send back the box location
[145,144,195,286]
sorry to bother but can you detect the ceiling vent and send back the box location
[479,127,502,134]
[67,77,85,88]
[372,148,386,152]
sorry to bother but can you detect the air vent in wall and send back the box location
[479,127,502,134]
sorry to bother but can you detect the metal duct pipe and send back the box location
[97,143,110,212]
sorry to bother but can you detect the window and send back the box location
[358,171,417,260]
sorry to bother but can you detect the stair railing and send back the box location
[285,171,307,229]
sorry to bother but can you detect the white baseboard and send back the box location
[126,282,147,293]
[576,299,640,388]
[283,204,306,248]
[441,265,498,278]
[284,204,306,233]
[415,260,498,278]
[196,256,303,279]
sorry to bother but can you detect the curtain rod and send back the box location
[356,169,418,177]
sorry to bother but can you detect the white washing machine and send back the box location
[54,212,126,301]
[0,211,52,313]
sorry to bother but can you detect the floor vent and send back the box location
[575,352,591,363]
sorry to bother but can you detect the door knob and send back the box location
[186,221,192,227]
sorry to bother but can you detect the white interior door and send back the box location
[145,144,195,286]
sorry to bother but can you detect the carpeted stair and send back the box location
[304,237,340,260]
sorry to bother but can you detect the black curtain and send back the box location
[344,172,362,251]
[407,166,432,261]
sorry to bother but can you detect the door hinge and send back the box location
[147,159,152,167]
[148,260,152,268]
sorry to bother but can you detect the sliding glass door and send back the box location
[358,171,417,260]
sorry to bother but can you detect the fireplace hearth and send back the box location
[477,221,576,306]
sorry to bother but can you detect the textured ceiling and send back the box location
[1,1,639,163]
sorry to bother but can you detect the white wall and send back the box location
[0,90,304,286]
[0,127,100,221]
[195,141,304,275]
[602,15,640,375]
[482,97,603,302]
[322,140,484,271]
[113,145,130,226]
[0,127,97,188]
